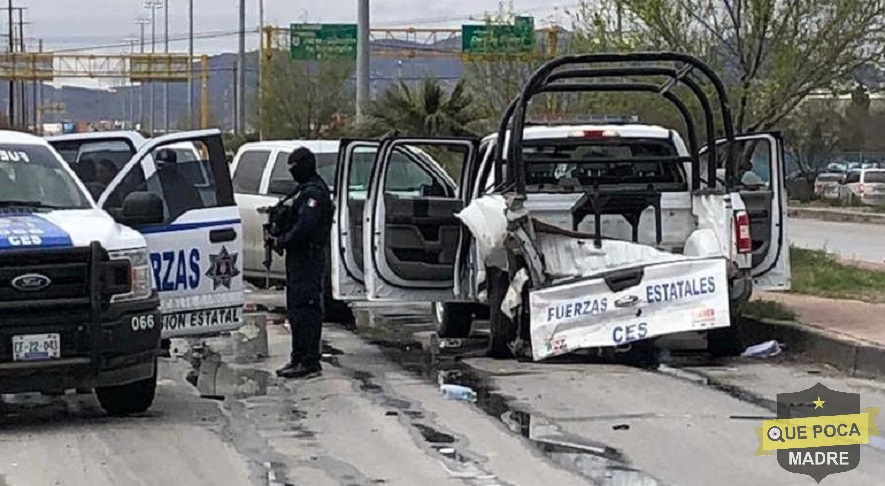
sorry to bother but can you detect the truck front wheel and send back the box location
[95,359,158,416]
[433,302,474,338]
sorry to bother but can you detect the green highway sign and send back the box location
[289,23,358,61]
[461,16,535,58]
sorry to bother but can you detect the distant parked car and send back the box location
[230,139,457,323]
[814,172,845,201]
[838,169,885,206]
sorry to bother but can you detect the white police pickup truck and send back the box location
[46,130,246,340]
[330,53,791,361]
[0,130,163,415]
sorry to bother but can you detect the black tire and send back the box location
[708,315,746,358]
[95,359,158,416]
[432,302,474,338]
[486,267,516,359]
[325,298,355,326]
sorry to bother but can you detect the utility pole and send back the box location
[236,0,245,135]
[200,54,209,128]
[134,17,149,130]
[144,0,162,135]
[232,65,238,134]
[16,7,25,129]
[356,0,370,122]
[33,38,41,133]
[125,37,138,128]
[187,0,194,129]
[258,0,264,139]
[7,0,14,128]
[163,0,169,133]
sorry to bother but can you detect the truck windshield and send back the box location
[0,144,93,210]
[522,137,686,190]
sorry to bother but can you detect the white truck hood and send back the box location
[0,209,145,252]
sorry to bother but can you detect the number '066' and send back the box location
[131,315,155,331]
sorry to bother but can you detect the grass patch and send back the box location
[743,299,797,321]
[790,246,885,302]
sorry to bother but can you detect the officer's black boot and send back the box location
[279,305,323,379]
[278,361,322,379]
[275,355,301,377]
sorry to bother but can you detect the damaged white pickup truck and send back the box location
[331,52,790,361]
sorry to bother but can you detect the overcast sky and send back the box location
[26,0,574,55]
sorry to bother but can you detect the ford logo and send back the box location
[614,294,641,308]
[10,273,52,292]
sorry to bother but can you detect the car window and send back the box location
[349,147,440,193]
[269,150,336,191]
[47,139,138,193]
[0,144,93,209]
[844,171,861,184]
[104,139,228,224]
[863,171,885,183]
[233,149,270,194]
[524,138,686,189]
[386,153,434,191]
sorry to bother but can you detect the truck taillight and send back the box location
[859,183,865,194]
[569,129,619,138]
[735,211,752,254]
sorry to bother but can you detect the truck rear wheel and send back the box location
[487,268,516,359]
[95,360,158,416]
[433,302,474,338]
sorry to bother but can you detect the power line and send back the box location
[47,28,252,53]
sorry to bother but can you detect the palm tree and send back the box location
[360,77,487,137]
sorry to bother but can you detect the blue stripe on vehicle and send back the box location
[139,218,242,234]
[0,212,74,249]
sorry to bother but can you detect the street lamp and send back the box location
[143,0,163,135]
[133,17,150,130]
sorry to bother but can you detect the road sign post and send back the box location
[461,16,536,61]
[290,23,358,61]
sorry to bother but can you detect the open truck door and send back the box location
[97,129,244,337]
[363,137,476,302]
[331,139,379,302]
[702,132,791,291]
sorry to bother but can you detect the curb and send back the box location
[742,317,885,379]
[788,206,885,225]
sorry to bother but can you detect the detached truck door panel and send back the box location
[99,129,245,338]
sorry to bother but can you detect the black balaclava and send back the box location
[287,147,317,184]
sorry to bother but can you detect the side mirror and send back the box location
[120,191,164,227]
[268,178,297,196]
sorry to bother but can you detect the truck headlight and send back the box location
[109,247,153,302]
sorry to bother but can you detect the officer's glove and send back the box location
[272,237,285,255]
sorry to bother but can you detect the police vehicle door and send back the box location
[364,137,477,302]
[332,139,381,302]
[701,132,790,291]
[98,129,245,337]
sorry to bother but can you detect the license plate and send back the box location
[12,333,61,361]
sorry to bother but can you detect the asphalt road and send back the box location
[4,302,885,486]
[788,216,885,263]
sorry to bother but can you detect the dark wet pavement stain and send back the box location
[356,312,668,486]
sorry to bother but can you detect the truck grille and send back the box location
[0,244,125,362]
[0,247,93,310]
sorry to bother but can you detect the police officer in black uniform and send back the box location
[273,147,333,379]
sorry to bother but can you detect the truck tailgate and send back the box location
[528,256,730,361]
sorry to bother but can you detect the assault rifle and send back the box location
[256,190,299,287]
